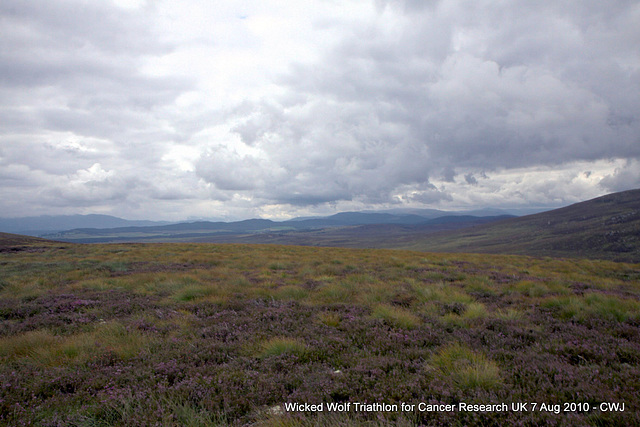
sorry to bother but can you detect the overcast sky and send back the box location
[1,0,639,220]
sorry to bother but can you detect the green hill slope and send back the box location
[405,189,640,262]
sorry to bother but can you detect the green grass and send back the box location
[0,329,60,360]
[412,281,474,309]
[542,293,640,323]
[258,337,308,358]
[372,304,421,329]
[274,285,309,301]
[317,311,341,327]
[0,321,152,366]
[430,343,501,390]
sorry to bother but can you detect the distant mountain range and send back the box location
[0,206,547,238]
[37,212,516,244]
[0,215,172,236]
[362,207,549,217]
[2,189,638,262]
[172,189,640,262]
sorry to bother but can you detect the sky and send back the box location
[1,0,639,221]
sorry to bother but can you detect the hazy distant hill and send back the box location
[405,189,640,262]
[292,212,432,227]
[191,215,514,248]
[0,215,172,236]
[44,213,514,244]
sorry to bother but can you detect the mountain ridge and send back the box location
[0,214,173,236]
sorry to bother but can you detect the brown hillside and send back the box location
[406,188,640,262]
[0,232,67,253]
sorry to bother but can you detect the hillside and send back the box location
[405,189,640,262]
[0,232,68,253]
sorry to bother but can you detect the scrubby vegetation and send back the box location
[1,242,639,425]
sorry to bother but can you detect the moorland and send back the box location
[1,233,639,426]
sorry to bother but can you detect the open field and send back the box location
[1,240,639,425]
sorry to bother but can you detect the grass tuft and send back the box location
[412,282,473,305]
[317,311,341,327]
[463,276,496,296]
[0,329,59,360]
[494,307,525,321]
[372,304,420,329]
[431,343,501,390]
[258,337,308,358]
[543,293,640,322]
[174,284,214,302]
[93,321,153,360]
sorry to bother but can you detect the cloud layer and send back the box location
[1,0,639,220]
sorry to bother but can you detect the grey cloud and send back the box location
[0,0,167,57]
[0,0,191,143]
[196,147,266,191]
[464,174,477,185]
[276,191,353,207]
[406,183,452,204]
[208,0,639,208]
[0,0,203,216]
[197,97,438,206]
[1,138,104,176]
[440,167,456,182]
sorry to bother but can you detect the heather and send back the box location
[1,243,639,426]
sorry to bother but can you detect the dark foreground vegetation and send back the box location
[1,239,639,425]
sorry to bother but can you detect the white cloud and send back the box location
[599,159,640,193]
